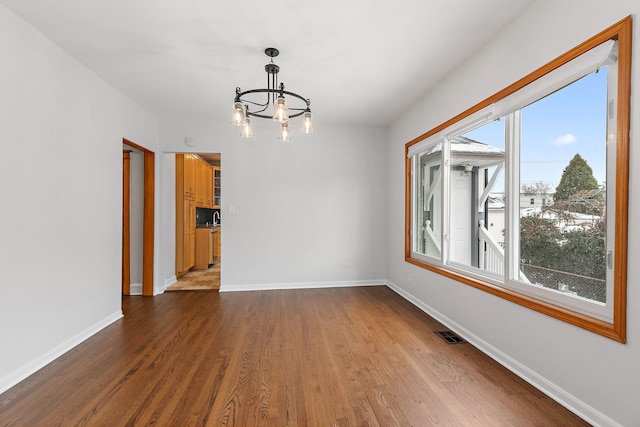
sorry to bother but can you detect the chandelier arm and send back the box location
[236,89,309,106]
[248,112,307,119]
[242,99,270,108]
[235,88,270,112]
[247,103,270,115]
[236,88,311,119]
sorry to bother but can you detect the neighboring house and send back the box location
[520,206,601,231]
[487,193,603,248]
[416,136,505,267]
[519,193,552,209]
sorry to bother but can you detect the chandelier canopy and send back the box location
[232,48,313,140]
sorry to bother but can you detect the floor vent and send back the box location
[435,331,467,344]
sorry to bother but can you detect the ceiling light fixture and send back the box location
[232,48,313,139]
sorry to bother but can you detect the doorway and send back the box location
[167,152,221,291]
[122,138,155,296]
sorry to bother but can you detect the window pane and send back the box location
[448,119,505,276]
[406,22,629,340]
[414,148,442,258]
[518,70,608,303]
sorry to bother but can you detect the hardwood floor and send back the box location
[0,286,588,426]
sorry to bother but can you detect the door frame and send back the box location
[122,150,131,295]
[123,138,155,296]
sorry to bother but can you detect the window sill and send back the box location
[405,255,625,342]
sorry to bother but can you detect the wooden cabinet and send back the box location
[195,158,205,206]
[195,227,217,270]
[205,166,214,207]
[178,196,196,273]
[176,154,197,276]
[184,198,195,270]
[180,154,196,199]
[194,157,214,208]
[213,227,221,263]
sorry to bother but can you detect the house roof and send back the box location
[421,136,505,169]
[450,136,505,156]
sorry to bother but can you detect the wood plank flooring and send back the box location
[0,286,588,426]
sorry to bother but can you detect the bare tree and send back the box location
[522,182,551,197]
[535,182,551,197]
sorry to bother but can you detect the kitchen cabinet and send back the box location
[184,199,196,270]
[205,165,214,207]
[195,227,217,270]
[195,158,206,206]
[194,157,214,208]
[213,227,221,262]
[176,154,197,275]
[178,153,196,199]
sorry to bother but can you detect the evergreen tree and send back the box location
[554,154,599,202]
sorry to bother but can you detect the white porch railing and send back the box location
[478,220,530,282]
[422,220,441,256]
[478,220,503,275]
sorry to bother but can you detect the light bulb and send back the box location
[241,117,253,138]
[232,102,245,126]
[279,121,291,141]
[301,111,314,134]
[273,96,289,123]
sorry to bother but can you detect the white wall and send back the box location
[387,1,639,426]
[0,5,158,393]
[128,149,145,294]
[3,0,638,424]
[160,152,177,289]
[159,119,388,290]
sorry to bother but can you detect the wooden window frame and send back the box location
[404,17,631,342]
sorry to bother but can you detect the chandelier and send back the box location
[232,48,313,140]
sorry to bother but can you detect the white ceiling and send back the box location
[2,0,534,126]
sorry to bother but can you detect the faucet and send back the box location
[213,211,220,226]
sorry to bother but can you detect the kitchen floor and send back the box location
[166,263,220,291]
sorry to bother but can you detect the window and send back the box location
[405,17,631,342]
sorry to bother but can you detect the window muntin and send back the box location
[413,148,442,259]
[405,18,630,342]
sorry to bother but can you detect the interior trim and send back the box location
[122,138,155,297]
